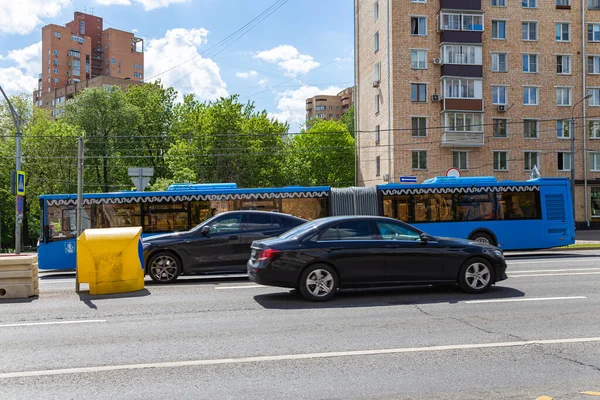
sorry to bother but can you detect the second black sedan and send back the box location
[248,216,507,301]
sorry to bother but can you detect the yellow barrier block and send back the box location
[77,227,145,295]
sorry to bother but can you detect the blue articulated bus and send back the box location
[37,176,574,270]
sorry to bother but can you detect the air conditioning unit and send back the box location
[373,80,380,88]
[433,58,442,65]
[431,94,440,102]
[497,104,507,112]
[383,174,390,182]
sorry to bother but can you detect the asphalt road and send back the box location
[1,251,600,400]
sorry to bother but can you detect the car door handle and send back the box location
[228,235,239,240]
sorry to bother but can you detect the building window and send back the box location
[589,24,600,42]
[412,117,427,137]
[523,0,537,7]
[440,13,484,32]
[492,0,506,6]
[111,58,116,64]
[557,120,571,138]
[53,68,59,74]
[329,106,334,110]
[590,152,600,171]
[492,53,507,72]
[375,94,380,113]
[376,156,381,177]
[492,86,508,105]
[558,153,572,171]
[445,112,483,132]
[410,17,427,36]
[412,0,426,2]
[411,50,427,69]
[556,23,570,41]
[374,1,379,20]
[524,120,539,138]
[523,87,539,106]
[106,59,109,65]
[53,78,59,83]
[80,20,85,35]
[412,150,427,170]
[493,119,507,137]
[524,152,540,171]
[591,0,600,10]
[557,0,571,5]
[492,20,507,39]
[411,83,427,102]
[443,78,478,98]
[522,54,538,73]
[556,87,572,106]
[522,22,538,41]
[493,151,508,171]
[54,32,61,38]
[375,125,381,144]
[328,113,333,119]
[453,151,468,169]
[53,59,59,66]
[590,56,600,74]
[374,31,379,52]
[315,105,326,111]
[374,62,381,82]
[557,55,571,74]
[590,120,600,138]
[53,49,58,56]
[442,45,482,65]
[589,88,600,106]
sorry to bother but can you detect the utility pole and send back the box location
[571,93,592,221]
[76,135,84,294]
[0,85,22,254]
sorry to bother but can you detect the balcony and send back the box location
[440,0,481,10]
[443,98,483,112]
[442,131,484,147]
[440,30,482,44]
[441,64,483,78]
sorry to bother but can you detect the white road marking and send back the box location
[214,285,265,290]
[508,268,600,274]
[507,259,596,265]
[1,336,599,379]
[509,272,600,278]
[0,319,106,328]
[464,296,587,304]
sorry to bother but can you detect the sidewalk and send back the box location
[576,230,600,242]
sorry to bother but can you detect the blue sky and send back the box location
[0,0,354,132]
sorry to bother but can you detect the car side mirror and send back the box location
[420,233,432,243]
[201,226,210,236]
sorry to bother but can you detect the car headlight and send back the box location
[492,249,503,258]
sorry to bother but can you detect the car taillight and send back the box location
[258,249,279,261]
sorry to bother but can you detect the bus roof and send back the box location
[380,176,570,189]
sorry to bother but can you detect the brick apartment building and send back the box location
[33,11,144,115]
[306,87,354,122]
[355,0,600,226]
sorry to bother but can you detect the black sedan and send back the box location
[143,210,307,283]
[248,216,507,301]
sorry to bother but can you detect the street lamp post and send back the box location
[571,93,593,222]
[0,85,22,254]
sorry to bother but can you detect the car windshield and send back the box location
[278,220,321,239]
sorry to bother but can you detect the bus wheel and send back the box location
[469,232,495,246]
[148,252,181,283]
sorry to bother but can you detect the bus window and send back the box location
[96,203,141,228]
[143,202,189,233]
[414,194,453,222]
[382,195,410,222]
[497,191,541,220]
[455,193,496,221]
[592,188,600,218]
[190,200,230,227]
[235,199,281,211]
[46,205,91,242]
[282,197,327,221]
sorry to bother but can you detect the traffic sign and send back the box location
[399,176,418,183]
[128,167,154,192]
[16,195,24,215]
[446,168,461,178]
[16,170,25,196]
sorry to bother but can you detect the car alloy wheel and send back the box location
[149,253,180,283]
[465,262,491,290]
[299,265,338,302]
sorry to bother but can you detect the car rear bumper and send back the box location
[247,261,297,289]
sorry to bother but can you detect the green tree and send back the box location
[341,104,355,138]
[285,119,355,187]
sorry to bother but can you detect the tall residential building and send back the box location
[33,11,144,114]
[306,87,354,122]
[355,0,600,227]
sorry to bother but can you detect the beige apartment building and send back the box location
[355,0,600,226]
[33,11,144,115]
[306,87,354,122]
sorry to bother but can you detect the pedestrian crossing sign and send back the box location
[17,171,25,196]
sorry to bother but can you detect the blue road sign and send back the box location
[17,171,25,196]
[399,176,418,183]
[16,196,24,214]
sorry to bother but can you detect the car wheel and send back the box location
[470,232,494,246]
[148,252,181,284]
[458,257,493,294]
[299,264,338,302]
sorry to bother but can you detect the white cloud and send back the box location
[269,85,341,131]
[0,67,37,96]
[144,28,227,102]
[96,0,189,11]
[254,45,320,77]
[7,41,42,76]
[236,70,257,79]
[258,78,268,87]
[0,0,71,36]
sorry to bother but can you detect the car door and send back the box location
[240,213,282,265]
[316,220,389,284]
[373,220,445,282]
[182,214,244,272]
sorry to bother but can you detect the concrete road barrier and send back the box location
[0,255,39,299]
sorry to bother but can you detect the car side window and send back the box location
[375,221,420,241]
[242,214,273,231]
[210,215,242,234]
[320,220,376,241]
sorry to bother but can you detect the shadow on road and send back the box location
[254,285,525,310]
[78,288,151,309]
[0,295,39,304]
[145,275,249,286]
